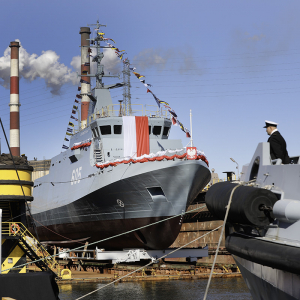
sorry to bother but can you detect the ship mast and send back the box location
[122,59,132,115]
[87,20,119,89]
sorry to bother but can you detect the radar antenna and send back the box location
[86,21,119,89]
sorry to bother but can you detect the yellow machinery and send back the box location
[0,163,57,275]
[0,164,34,274]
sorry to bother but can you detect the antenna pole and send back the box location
[86,21,118,88]
[123,60,131,116]
[190,109,193,147]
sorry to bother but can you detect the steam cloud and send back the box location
[0,40,121,95]
[71,47,121,76]
[132,48,204,75]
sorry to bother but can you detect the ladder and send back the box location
[94,149,103,163]
[2,222,59,276]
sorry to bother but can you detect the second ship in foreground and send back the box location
[30,22,211,250]
[206,142,300,300]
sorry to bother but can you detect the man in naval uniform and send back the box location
[264,120,290,164]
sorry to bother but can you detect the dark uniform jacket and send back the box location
[268,131,290,164]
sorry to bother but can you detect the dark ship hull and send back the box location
[32,160,210,250]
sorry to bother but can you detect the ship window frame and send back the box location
[163,126,170,136]
[153,126,162,136]
[100,125,111,135]
[114,125,122,135]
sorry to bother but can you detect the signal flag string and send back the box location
[61,84,82,150]
[94,30,191,138]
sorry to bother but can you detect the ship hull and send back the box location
[32,160,210,249]
[234,256,300,300]
[34,216,181,250]
[226,232,300,300]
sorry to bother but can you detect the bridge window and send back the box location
[153,126,162,135]
[114,125,122,134]
[100,125,111,135]
[149,126,151,135]
[163,126,170,136]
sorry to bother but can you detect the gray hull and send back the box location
[234,256,300,300]
[32,159,210,249]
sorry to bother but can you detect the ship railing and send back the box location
[2,222,59,275]
[86,104,171,126]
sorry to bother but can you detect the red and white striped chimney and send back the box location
[80,27,91,129]
[9,41,20,156]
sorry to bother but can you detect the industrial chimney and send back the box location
[9,41,20,156]
[79,27,91,129]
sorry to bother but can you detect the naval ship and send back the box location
[206,142,300,300]
[30,23,211,250]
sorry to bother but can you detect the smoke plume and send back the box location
[132,48,204,75]
[70,48,121,76]
[0,40,121,95]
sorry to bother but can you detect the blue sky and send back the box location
[1,1,300,177]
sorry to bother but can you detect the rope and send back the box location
[1,204,206,273]
[202,180,255,300]
[74,225,222,300]
[4,212,27,222]
[32,217,86,245]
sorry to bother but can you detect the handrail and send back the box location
[86,104,171,125]
[2,222,58,274]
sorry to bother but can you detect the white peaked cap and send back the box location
[263,120,278,128]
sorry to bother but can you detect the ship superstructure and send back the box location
[206,143,300,300]
[30,22,211,250]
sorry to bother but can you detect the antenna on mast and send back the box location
[123,60,132,116]
[87,20,106,31]
[86,21,119,89]
[190,109,193,147]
